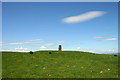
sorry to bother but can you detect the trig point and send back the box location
[58,45,62,51]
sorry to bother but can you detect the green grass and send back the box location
[2,51,118,78]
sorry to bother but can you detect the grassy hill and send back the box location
[2,51,118,78]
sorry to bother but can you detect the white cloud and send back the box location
[77,47,81,50]
[15,46,28,50]
[14,46,28,52]
[44,43,54,46]
[77,47,85,50]
[62,11,106,23]
[91,36,105,38]
[40,46,46,49]
[100,50,116,53]
[17,50,29,52]
[77,47,86,50]
[101,38,117,41]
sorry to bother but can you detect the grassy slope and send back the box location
[2,51,118,78]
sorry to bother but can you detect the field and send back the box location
[2,51,118,78]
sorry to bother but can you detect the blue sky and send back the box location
[1,2,118,53]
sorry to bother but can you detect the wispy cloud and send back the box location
[28,39,42,41]
[46,40,66,43]
[7,42,24,45]
[62,11,106,23]
[101,38,117,41]
[2,39,65,47]
[91,36,105,39]
[28,43,55,47]
[44,43,54,46]
[0,42,2,46]
[24,39,43,43]
[27,44,41,46]
[1,39,43,46]
[24,41,44,44]
[1,42,24,46]
[0,42,2,43]
[57,41,65,43]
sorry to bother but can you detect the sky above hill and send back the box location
[1,2,118,53]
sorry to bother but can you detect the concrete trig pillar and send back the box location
[58,45,62,51]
